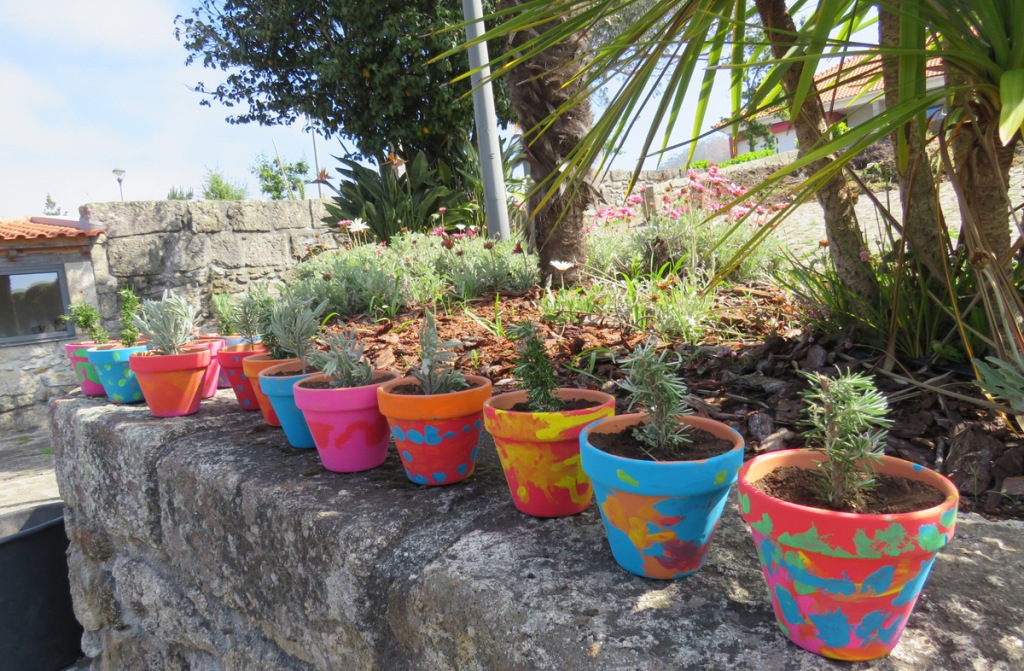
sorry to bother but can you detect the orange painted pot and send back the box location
[128,348,211,418]
[483,389,614,517]
[377,375,492,486]
[737,449,959,661]
[580,414,745,579]
[215,344,266,410]
[191,338,225,399]
[243,354,293,427]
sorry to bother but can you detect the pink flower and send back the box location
[859,247,870,262]
[338,219,353,228]
[627,194,644,205]
[429,226,446,236]
[438,207,447,213]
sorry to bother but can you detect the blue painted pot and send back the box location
[258,361,315,448]
[580,413,745,579]
[86,345,147,404]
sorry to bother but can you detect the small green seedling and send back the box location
[62,301,109,344]
[618,339,692,456]
[799,371,892,510]
[509,322,563,412]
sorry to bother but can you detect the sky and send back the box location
[0,1,732,219]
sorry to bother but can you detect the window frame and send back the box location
[0,263,74,347]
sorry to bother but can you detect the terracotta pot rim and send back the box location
[483,388,615,416]
[221,343,267,354]
[258,360,311,378]
[378,374,491,397]
[581,412,745,465]
[377,374,492,421]
[296,370,397,391]
[738,449,959,521]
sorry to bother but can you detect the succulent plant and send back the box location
[130,291,200,355]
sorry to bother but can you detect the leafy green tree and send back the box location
[167,186,194,200]
[175,0,513,172]
[250,154,309,200]
[42,193,66,216]
[202,169,247,200]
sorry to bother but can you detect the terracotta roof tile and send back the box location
[0,217,101,243]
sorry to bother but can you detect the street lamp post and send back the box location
[112,168,125,201]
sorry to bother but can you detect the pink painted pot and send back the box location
[483,389,614,517]
[294,371,397,472]
[737,449,959,661]
[64,341,106,396]
[191,338,225,399]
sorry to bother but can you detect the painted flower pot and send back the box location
[377,375,492,486]
[737,449,959,661]
[483,389,614,517]
[85,344,147,404]
[129,348,211,418]
[214,334,253,387]
[244,354,293,427]
[216,344,266,410]
[258,361,315,448]
[63,342,106,396]
[191,338,225,399]
[294,371,397,472]
[580,414,745,579]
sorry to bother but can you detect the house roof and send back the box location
[815,53,943,106]
[0,217,101,244]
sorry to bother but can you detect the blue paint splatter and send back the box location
[456,463,468,476]
[773,585,806,625]
[861,565,894,595]
[432,472,447,483]
[893,556,936,606]
[402,450,413,462]
[423,425,443,445]
[237,386,244,392]
[855,610,903,646]
[474,418,482,430]
[391,426,406,441]
[242,399,250,407]
[411,474,428,485]
[406,429,424,444]
[781,556,857,596]
[470,446,479,462]
[912,463,924,471]
[443,431,457,439]
[461,424,472,433]
[808,610,851,648]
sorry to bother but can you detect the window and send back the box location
[0,265,73,345]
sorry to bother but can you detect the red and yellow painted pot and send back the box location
[215,344,266,411]
[243,354,293,427]
[294,371,397,472]
[64,341,106,396]
[190,338,225,399]
[737,449,959,661]
[128,348,211,418]
[377,375,492,486]
[483,389,614,517]
[580,414,745,579]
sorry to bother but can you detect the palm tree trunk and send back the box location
[956,129,1017,260]
[500,0,594,284]
[755,0,877,300]
[879,6,943,275]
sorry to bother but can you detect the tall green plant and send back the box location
[267,294,328,373]
[509,322,563,412]
[117,287,141,347]
[211,293,238,336]
[236,287,271,347]
[618,339,692,456]
[62,302,108,344]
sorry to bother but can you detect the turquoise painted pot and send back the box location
[86,345,148,404]
[258,361,315,448]
[580,413,745,579]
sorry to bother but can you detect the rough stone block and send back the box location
[189,202,228,233]
[49,395,1024,671]
[107,235,165,277]
[225,202,274,232]
[209,234,248,269]
[165,234,211,273]
[245,233,292,268]
[81,201,187,237]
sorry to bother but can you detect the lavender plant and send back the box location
[235,287,269,346]
[618,339,692,456]
[267,293,328,374]
[411,309,467,395]
[211,293,238,336]
[307,327,374,388]
[509,322,563,412]
[130,291,200,355]
[799,371,892,509]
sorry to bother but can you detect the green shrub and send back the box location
[718,148,776,168]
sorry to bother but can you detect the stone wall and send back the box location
[50,393,1024,671]
[0,253,100,431]
[81,199,342,324]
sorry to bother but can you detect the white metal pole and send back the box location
[462,0,511,240]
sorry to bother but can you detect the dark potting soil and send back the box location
[752,465,947,514]
[387,379,487,396]
[297,373,397,390]
[265,369,308,378]
[508,398,603,413]
[588,425,735,462]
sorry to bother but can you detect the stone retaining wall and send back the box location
[51,393,1024,670]
[81,199,342,324]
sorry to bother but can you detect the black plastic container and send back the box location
[0,502,83,671]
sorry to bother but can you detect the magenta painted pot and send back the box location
[191,338,225,399]
[64,341,106,396]
[294,371,397,472]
